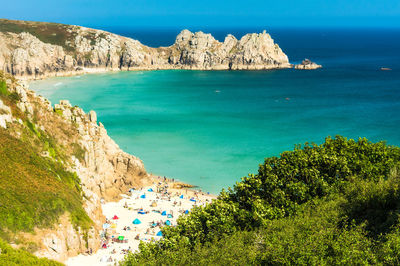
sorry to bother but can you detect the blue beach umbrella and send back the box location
[133,218,141,225]
[184,210,189,214]
[140,194,146,199]
[179,195,184,199]
[148,188,154,192]
[165,220,171,226]
[167,214,173,218]
[156,231,163,236]
[161,211,167,216]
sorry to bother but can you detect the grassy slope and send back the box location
[0,19,77,51]
[0,72,91,263]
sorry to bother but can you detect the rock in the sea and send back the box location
[294,59,322,70]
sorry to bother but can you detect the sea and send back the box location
[30,27,400,194]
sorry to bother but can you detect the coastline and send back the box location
[20,63,293,81]
[65,180,215,265]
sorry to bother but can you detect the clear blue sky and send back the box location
[1,0,399,28]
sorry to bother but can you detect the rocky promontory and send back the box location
[0,19,292,79]
[0,72,148,262]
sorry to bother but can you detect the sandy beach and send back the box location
[66,179,215,265]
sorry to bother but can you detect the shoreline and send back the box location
[65,180,215,265]
[21,64,294,81]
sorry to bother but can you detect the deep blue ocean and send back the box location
[31,28,400,193]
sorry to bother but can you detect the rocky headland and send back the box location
[0,19,298,79]
[0,72,148,262]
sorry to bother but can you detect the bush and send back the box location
[123,136,400,265]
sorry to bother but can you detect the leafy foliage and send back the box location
[123,136,400,265]
[0,238,62,266]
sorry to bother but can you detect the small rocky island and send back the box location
[294,59,322,70]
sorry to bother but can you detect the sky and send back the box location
[1,0,400,29]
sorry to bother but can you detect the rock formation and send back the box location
[1,76,149,261]
[0,19,291,79]
[294,59,322,70]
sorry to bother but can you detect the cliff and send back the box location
[0,19,291,79]
[0,71,148,262]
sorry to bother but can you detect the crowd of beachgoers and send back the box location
[66,178,214,265]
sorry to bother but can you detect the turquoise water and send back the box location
[30,28,400,194]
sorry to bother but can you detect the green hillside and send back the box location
[123,136,400,265]
[0,71,90,263]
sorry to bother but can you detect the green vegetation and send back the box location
[0,239,62,266]
[123,136,400,265]
[0,19,77,51]
[0,80,8,96]
[0,71,92,253]
[0,128,92,237]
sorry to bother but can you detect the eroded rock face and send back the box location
[0,23,292,78]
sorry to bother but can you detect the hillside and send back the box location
[0,70,149,262]
[0,19,291,79]
[123,136,400,265]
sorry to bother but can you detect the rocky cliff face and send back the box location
[0,19,291,78]
[0,75,148,261]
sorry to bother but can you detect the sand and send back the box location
[65,181,214,265]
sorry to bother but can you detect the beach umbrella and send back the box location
[133,218,141,225]
[102,223,111,229]
[184,210,189,214]
[167,214,173,218]
[161,211,167,216]
[148,188,154,192]
[179,195,184,199]
[151,201,157,207]
[140,194,146,199]
[112,215,119,220]
[165,220,171,226]
[118,236,124,241]
[156,231,163,236]
[111,223,117,229]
